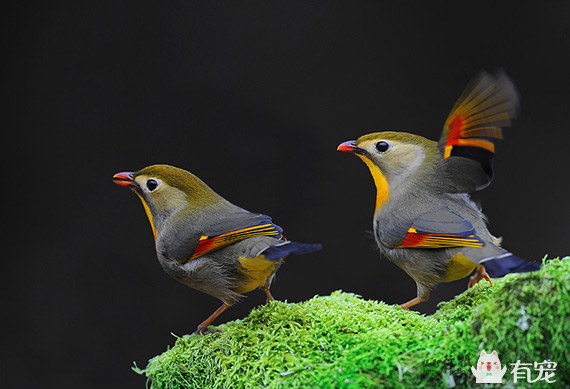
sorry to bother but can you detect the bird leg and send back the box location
[400,283,429,310]
[194,303,229,335]
[261,286,275,303]
[468,265,493,288]
[399,297,422,310]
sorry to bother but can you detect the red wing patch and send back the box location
[187,224,284,262]
[441,71,518,159]
[395,228,484,249]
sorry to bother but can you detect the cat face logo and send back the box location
[471,350,507,384]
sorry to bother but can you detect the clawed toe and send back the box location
[468,265,493,288]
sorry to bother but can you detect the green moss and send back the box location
[135,257,569,388]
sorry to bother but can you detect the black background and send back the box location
[8,2,569,388]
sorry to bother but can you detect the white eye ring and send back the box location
[146,179,159,191]
[375,141,391,153]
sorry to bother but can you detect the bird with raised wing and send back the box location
[338,70,540,309]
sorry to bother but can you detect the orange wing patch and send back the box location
[441,71,518,159]
[187,224,283,262]
[395,227,484,249]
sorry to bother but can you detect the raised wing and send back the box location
[439,70,519,193]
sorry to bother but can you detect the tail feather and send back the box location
[481,253,541,278]
[260,241,322,261]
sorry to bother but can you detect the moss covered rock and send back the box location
[135,257,569,388]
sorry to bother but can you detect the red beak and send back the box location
[337,140,359,153]
[112,172,138,188]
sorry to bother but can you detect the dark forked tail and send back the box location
[481,253,541,278]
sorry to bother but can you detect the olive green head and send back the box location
[338,131,438,184]
[337,131,439,212]
[113,164,222,238]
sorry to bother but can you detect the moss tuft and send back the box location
[136,257,569,388]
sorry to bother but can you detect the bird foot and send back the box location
[468,265,493,288]
[193,325,223,335]
[192,303,229,335]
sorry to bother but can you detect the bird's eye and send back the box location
[375,141,390,153]
[146,179,158,191]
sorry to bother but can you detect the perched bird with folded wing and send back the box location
[113,165,321,333]
[338,70,540,309]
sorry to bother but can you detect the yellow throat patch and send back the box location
[359,156,390,213]
[135,192,157,241]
